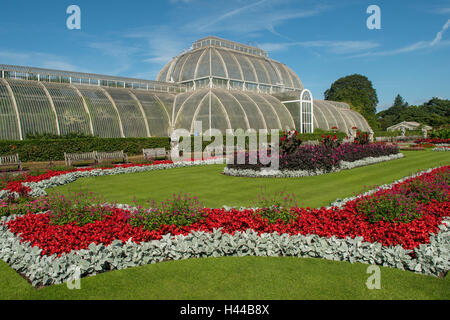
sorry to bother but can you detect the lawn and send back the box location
[1,150,449,300]
[51,150,450,208]
[1,256,448,300]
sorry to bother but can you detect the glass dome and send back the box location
[157,37,303,92]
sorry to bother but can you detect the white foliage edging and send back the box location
[432,147,450,152]
[223,153,404,178]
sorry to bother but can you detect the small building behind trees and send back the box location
[386,121,432,132]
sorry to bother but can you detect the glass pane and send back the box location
[213,90,248,130]
[174,89,209,131]
[217,49,242,80]
[211,49,227,78]
[0,81,21,140]
[43,82,91,136]
[233,54,256,82]
[228,91,265,130]
[246,92,280,129]
[7,79,58,137]
[105,88,147,137]
[132,90,170,137]
[264,94,295,130]
[196,49,210,79]
[248,57,269,84]
[76,86,122,138]
[181,50,203,81]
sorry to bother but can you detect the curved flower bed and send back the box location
[226,141,401,178]
[224,153,404,178]
[5,199,448,257]
[0,166,448,286]
[0,158,223,200]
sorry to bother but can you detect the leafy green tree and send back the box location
[377,97,450,130]
[324,74,379,129]
[377,94,409,129]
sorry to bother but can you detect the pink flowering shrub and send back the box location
[127,193,205,231]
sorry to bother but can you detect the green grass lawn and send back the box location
[51,150,450,208]
[1,257,448,300]
[1,150,449,300]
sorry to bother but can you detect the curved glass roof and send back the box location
[313,100,371,133]
[157,38,303,91]
[172,88,295,133]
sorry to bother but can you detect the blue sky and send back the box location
[0,0,449,111]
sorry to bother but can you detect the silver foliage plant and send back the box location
[0,218,448,287]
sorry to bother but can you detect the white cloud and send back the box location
[431,7,450,14]
[188,1,330,35]
[431,19,450,46]
[350,19,450,58]
[0,50,79,71]
[259,40,380,55]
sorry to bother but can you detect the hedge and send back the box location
[0,137,170,162]
[0,131,349,163]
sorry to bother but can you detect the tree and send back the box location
[376,97,450,130]
[377,94,409,129]
[324,74,379,129]
[393,94,408,109]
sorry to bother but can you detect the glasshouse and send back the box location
[0,36,370,140]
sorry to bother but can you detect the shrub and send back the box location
[127,193,205,231]
[251,188,299,223]
[47,191,113,226]
[280,130,302,155]
[353,131,369,145]
[429,127,450,140]
[321,134,340,149]
[0,197,49,218]
[397,170,449,204]
[356,191,424,223]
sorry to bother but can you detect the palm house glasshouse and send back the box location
[0,36,370,140]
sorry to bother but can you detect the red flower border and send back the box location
[5,167,449,257]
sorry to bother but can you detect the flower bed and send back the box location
[414,138,450,145]
[224,154,404,178]
[0,166,448,286]
[0,158,223,200]
[225,137,401,178]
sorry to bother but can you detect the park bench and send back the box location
[64,151,98,167]
[143,148,168,160]
[0,154,22,171]
[97,150,128,163]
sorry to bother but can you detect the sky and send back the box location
[0,0,449,111]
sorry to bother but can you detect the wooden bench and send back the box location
[143,148,168,160]
[0,154,22,171]
[64,151,98,167]
[97,150,128,163]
